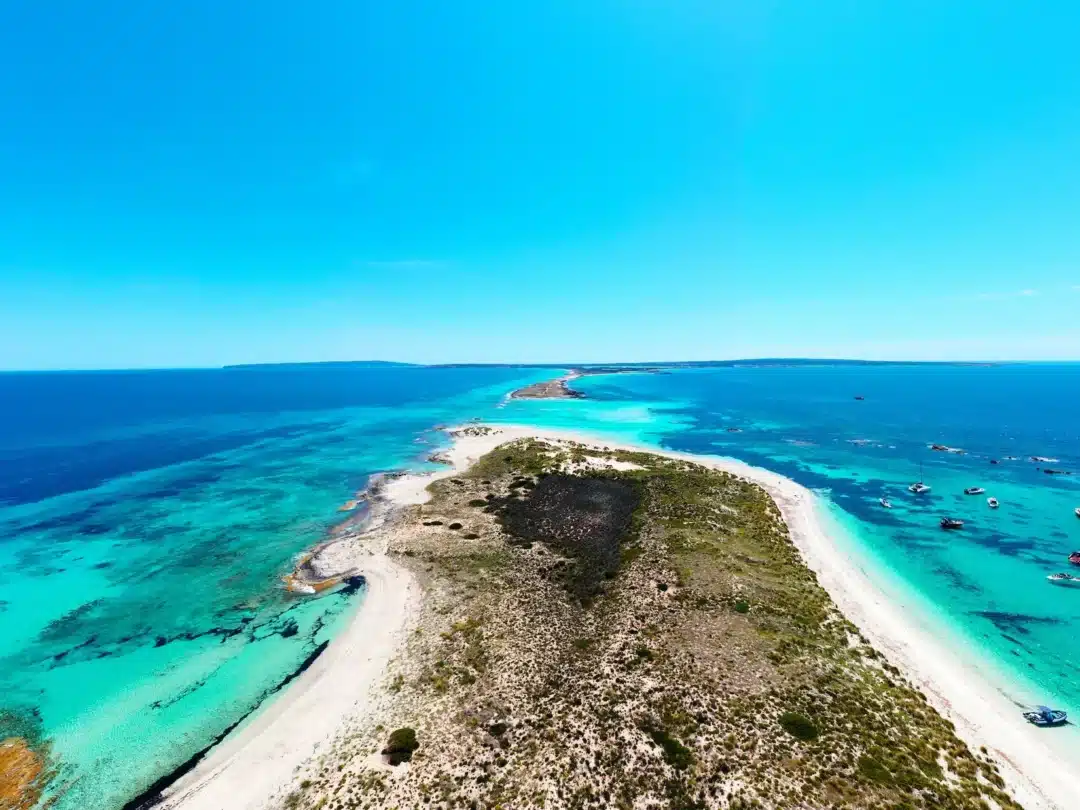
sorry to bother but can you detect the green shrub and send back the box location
[644,726,694,770]
[382,727,419,765]
[468,499,488,507]
[778,712,818,741]
[734,599,750,613]
[857,754,893,784]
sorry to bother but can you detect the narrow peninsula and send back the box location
[509,367,662,400]
[509,371,586,400]
[157,427,1071,810]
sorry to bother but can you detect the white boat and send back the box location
[1047,572,1080,587]
[987,497,999,509]
[908,462,931,494]
[880,498,892,509]
[1075,507,1080,519]
[963,487,985,495]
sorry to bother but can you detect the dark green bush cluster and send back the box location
[644,726,694,770]
[857,754,892,785]
[382,727,419,765]
[778,711,818,741]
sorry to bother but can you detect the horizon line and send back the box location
[4,357,1080,374]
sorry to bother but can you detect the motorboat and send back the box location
[1067,551,1080,566]
[987,497,999,509]
[940,517,964,530]
[880,498,892,509]
[1023,706,1068,727]
[1047,572,1080,586]
[964,487,985,495]
[1075,507,1080,519]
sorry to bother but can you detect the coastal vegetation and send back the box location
[291,439,1020,810]
[381,727,419,765]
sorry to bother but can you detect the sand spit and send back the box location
[508,371,585,400]
[162,424,1078,810]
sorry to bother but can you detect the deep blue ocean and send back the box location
[2,363,1078,808]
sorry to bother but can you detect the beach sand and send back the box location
[156,536,420,809]
[164,424,1079,810]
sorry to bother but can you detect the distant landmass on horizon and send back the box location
[222,357,1003,371]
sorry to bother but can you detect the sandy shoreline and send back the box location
[157,525,421,809]
[163,423,1078,810]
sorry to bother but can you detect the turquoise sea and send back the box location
[2,363,1078,808]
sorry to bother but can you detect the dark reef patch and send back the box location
[967,533,1037,556]
[932,566,982,595]
[337,575,366,597]
[972,610,1063,637]
[38,600,105,642]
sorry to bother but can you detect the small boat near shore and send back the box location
[940,517,964,530]
[963,487,985,495]
[987,497,999,509]
[1047,572,1080,587]
[1023,706,1068,727]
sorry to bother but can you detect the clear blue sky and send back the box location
[3,1,1079,369]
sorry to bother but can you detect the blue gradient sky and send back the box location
[3,1,1079,369]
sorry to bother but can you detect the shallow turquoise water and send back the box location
[3,363,1078,807]
[0,366,553,808]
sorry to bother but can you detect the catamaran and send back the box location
[908,462,931,494]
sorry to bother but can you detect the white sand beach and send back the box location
[157,538,421,809]
[164,423,1079,810]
